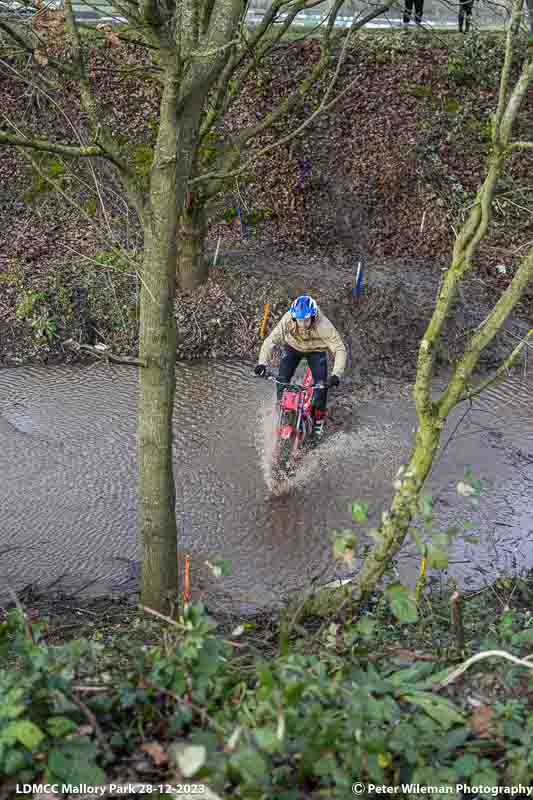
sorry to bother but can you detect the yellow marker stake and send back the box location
[415,550,427,605]
[259,303,270,338]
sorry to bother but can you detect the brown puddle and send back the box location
[1,362,533,613]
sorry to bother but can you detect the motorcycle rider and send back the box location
[254,295,347,438]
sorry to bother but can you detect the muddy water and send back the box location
[1,362,533,613]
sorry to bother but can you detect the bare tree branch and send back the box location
[0,131,103,157]
[190,1,396,191]
[1,55,148,227]
[64,0,99,128]
[198,0,309,144]
[234,0,365,149]
[410,16,533,420]
[459,330,533,403]
[439,247,533,417]
[500,61,533,144]
[179,0,247,105]
[199,0,371,147]
[64,0,147,216]
[493,1,521,146]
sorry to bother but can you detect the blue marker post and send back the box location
[352,259,364,299]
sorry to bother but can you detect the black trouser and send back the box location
[458,0,473,31]
[403,0,424,24]
[277,346,328,412]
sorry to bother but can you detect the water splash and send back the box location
[255,397,274,488]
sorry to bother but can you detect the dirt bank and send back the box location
[1,243,530,376]
[1,32,533,377]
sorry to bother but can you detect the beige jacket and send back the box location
[258,308,347,376]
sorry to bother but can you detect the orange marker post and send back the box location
[259,303,270,338]
[183,554,191,607]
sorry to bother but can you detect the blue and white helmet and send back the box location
[290,295,317,320]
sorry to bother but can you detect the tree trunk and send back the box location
[139,227,179,613]
[352,420,439,601]
[138,63,204,613]
[138,66,180,613]
[303,420,440,617]
[177,201,208,289]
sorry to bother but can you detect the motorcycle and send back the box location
[262,367,329,478]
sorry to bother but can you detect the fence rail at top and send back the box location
[70,0,508,25]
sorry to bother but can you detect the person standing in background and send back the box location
[458,0,475,32]
[403,0,424,26]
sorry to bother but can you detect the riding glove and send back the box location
[329,375,340,389]
[254,364,267,377]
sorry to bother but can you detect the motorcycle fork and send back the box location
[274,394,290,449]
[292,393,306,452]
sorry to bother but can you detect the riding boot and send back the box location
[312,408,327,439]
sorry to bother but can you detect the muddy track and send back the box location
[219,248,445,295]
[216,246,495,305]
[214,247,532,383]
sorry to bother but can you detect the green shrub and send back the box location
[448,31,506,85]
[15,289,57,341]
[2,594,533,796]
[0,610,108,785]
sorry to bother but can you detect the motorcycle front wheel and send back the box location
[273,435,293,476]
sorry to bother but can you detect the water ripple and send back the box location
[1,363,533,611]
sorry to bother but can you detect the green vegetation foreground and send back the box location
[1,573,533,797]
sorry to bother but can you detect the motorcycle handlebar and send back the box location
[269,377,326,391]
[259,371,335,391]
